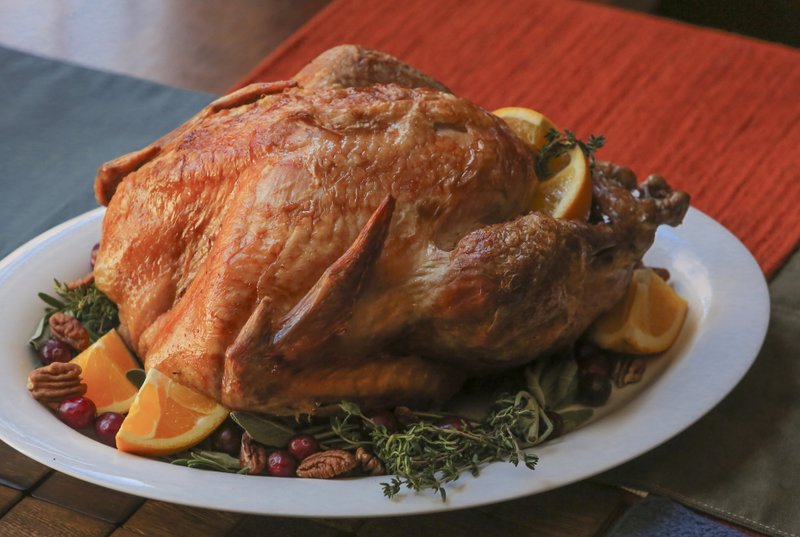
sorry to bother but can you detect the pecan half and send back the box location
[296,449,357,479]
[49,312,90,351]
[239,433,267,475]
[355,447,385,476]
[613,356,647,388]
[27,362,86,408]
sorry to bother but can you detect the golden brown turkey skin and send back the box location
[405,163,689,370]
[93,45,688,415]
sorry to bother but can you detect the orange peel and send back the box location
[494,106,591,220]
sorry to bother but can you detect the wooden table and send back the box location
[0,439,645,536]
[0,1,767,535]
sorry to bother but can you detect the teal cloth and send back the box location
[605,496,747,537]
[601,250,800,537]
[1,45,798,537]
[0,46,213,258]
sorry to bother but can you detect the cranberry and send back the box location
[436,415,468,431]
[57,396,97,429]
[366,409,399,433]
[576,343,611,377]
[577,373,612,407]
[267,449,297,477]
[212,422,242,457]
[94,412,124,446]
[90,243,100,269]
[287,433,319,461]
[39,338,72,365]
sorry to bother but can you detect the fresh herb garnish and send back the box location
[229,411,296,448]
[160,349,597,500]
[537,128,605,178]
[29,280,119,349]
[171,450,248,473]
[331,397,540,501]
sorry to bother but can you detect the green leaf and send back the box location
[28,316,50,351]
[339,401,365,418]
[230,411,295,447]
[170,450,241,473]
[38,292,64,309]
[551,356,579,410]
[126,369,147,389]
[32,281,119,347]
[191,450,240,470]
[84,326,101,343]
[534,362,555,405]
[559,408,594,434]
[532,353,580,411]
[537,128,606,176]
[524,361,548,408]
[552,374,578,410]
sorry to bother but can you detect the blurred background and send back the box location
[0,0,796,94]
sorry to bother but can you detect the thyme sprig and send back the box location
[537,128,606,178]
[30,280,119,349]
[162,350,596,500]
[333,398,539,501]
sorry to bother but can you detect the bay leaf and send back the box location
[230,411,295,447]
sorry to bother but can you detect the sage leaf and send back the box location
[193,450,240,469]
[559,408,594,434]
[533,353,580,411]
[29,316,50,350]
[170,450,241,473]
[524,361,548,409]
[230,411,295,447]
[551,357,579,410]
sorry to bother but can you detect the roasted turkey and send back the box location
[93,45,689,415]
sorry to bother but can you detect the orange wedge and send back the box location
[588,268,689,354]
[116,368,228,456]
[493,106,554,149]
[493,107,592,220]
[71,329,140,414]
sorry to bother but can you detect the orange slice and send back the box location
[493,106,592,220]
[588,268,689,354]
[71,329,140,414]
[116,368,228,456]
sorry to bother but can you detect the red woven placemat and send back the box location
[234,0,800,278]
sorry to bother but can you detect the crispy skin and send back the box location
[93,45,688,415]
[405,164,689,370]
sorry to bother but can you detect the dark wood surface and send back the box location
[0,438,645,537]
[0,1,771,535]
